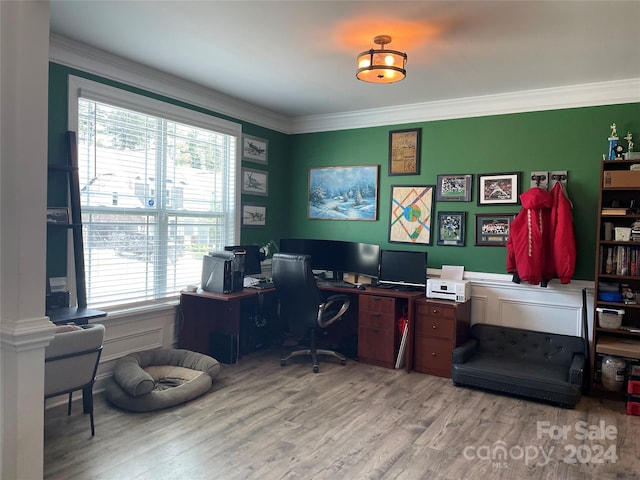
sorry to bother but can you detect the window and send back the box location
[69,77,241,308]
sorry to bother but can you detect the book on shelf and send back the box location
[602,208,630,215]
[600,245,640,276]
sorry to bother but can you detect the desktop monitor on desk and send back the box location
[278,238,379,282]
[377,249,428,290]
[224,244,262,276]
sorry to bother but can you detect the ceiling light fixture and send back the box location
[356,35,407,84]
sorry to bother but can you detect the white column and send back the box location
[1,2,55,479]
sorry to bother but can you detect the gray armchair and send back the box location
[45,323,105,436]
[272,253,350,373]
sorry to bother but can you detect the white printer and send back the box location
[426,278,469,303]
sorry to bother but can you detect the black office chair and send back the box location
[272,253,350,373]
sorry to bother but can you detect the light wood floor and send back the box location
[45,348,640,480]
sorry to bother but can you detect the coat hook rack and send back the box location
[550,171,568,190]
[530,171,549,190]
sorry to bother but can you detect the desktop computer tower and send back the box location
[210,333,239,364]
[201,251,245,294]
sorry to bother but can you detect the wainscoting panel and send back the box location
[93,304,177,390]
[448,270,595,339]
[45,303,177,409]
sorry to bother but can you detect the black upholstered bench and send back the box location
[451,324,585,408]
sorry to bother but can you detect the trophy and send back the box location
[624,132,640,160]
[608,123,619,160]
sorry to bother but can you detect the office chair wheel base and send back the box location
[280,359,286,367]
[313,365,319,373]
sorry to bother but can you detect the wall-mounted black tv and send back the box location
[378,249,427,289]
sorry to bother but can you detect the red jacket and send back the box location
[506,187,554,285]
[549,182,576,283]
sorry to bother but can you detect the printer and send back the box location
[426,278,469,303]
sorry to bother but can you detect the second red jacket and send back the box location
[506,187,554,285]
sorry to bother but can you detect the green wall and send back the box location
[288,105,640,280]
[47,61,639,282]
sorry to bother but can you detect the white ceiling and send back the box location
[50,1,640,121]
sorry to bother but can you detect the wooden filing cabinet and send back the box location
[413,298,471,377]
[357,294,402,368]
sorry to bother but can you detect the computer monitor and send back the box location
[378,249,428,289]
[279,238,341,276]
[279,238,378,281]
[344,242,380,279]
[224,244,262,276]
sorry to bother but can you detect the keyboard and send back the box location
[317,280,357,289]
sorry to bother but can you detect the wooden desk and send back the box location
[178,285,424,370]
[354,287,424,371]
[178,288,274,357]
[411,297,471,377]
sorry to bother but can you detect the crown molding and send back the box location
[292,79,640,134]
[49,34,293,134]
[50,34,639,136]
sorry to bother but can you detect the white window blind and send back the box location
[72,79,240,308]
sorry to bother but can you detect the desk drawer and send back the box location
[415,315,454,340]
[359,295,396,315]
[359,310,394,330]
[358,325,396,367]
[416,302,456,321]
[414,337,452,377]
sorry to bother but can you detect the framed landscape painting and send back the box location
[308,165,379,220]
[389,185,434,245]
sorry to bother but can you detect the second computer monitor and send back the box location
[378,249,428,288]
[343,242,380,278]
[224,244,262,276]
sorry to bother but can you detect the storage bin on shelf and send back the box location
[627,397,640,416]
[628,379,640,396]
[601,355,626,392]
[597,291,622,303]
[596,307,624,329]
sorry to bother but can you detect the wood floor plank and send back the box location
[45,348,640,480]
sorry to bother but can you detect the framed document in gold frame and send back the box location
[388,128,421,176]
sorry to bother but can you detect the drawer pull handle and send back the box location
[432,325,437,329]
[372,312,381,317]
[431,352,437,356]
[372,328,380,333]
[432,309,438,314]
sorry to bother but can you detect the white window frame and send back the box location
[67,75,242,309]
